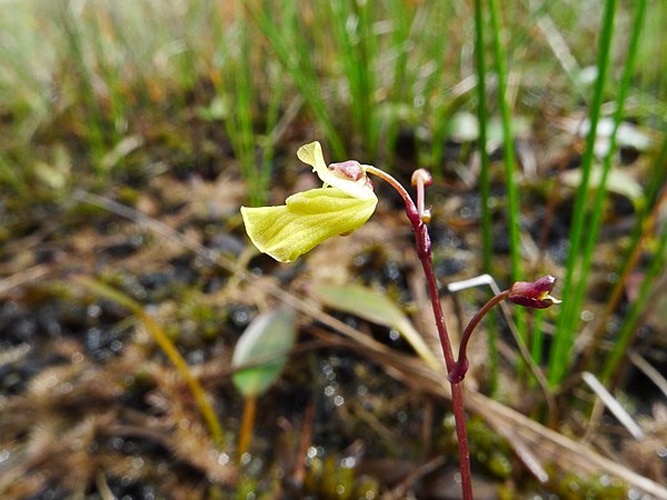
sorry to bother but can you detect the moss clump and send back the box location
[442,414,513,480]
[304,456,379,499]
[549,468,627,500]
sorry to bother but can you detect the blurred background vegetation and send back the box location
[1,0,666,498]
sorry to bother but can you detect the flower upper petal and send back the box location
[297,141,376,201]
[508,275,561,309]
[241,187,378,262]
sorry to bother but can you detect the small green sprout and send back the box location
[240,141,378,262]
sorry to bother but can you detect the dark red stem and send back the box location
[449,290,509,384]
[366,166,473,500]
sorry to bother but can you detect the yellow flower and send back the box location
[241,142,378,262]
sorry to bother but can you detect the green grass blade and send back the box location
[225,11,264,206]
[548,0,619,386]
[56,2,108,169]
[581,132,667,374]
[473,0,498,393]
[570,0,648,378]
[487,0,521,281]
[245,1,345,157]
[487,0,526,378]
[73,275,225,448]
[600,203,667,384]
[326,0,378,155]
[597,129,667,381]
[381,0,416,161]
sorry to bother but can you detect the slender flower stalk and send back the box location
[365,165,473,500]
[450,276,561,384]
[411,168,433,223]
[450,291,508,384]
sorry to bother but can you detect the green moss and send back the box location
[442,414,513,480]
[550,469,627,500]
[304,456,379,499]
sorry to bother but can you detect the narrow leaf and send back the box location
[72,275,225,447]
[315,284,441,371]
[232,307,297,397]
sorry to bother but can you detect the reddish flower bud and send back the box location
[411,169,433,223]
[508,275,561,309]
[411,168,433,187]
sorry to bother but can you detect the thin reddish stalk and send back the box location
[450,291,509,384]
[366,166,473,500]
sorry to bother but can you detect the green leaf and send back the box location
[241,188,377,262]
[232,307,297,398]
[314,284,442,371]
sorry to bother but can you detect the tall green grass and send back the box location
[598,132,667,384]
[208,4,284,206]
[548,0,619,386]
[547,0,651,387]
[465,0,664,395]
[484,0,528,385]
[472,0,498,393]
[246,2,472,165]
